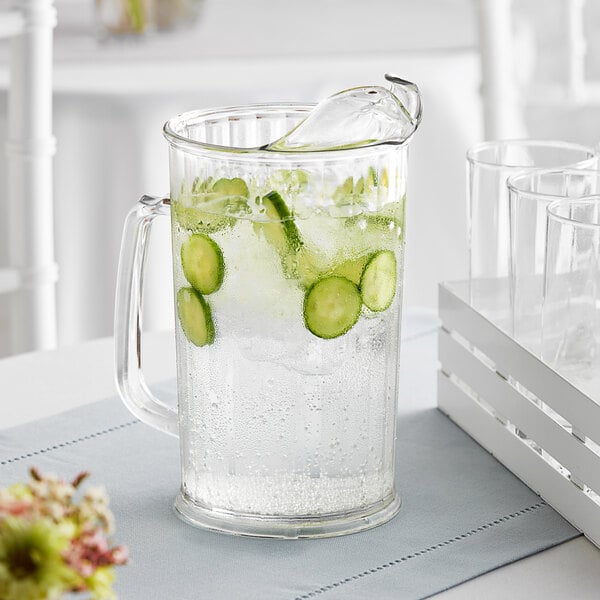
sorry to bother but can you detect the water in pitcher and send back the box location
[171,159,406,516]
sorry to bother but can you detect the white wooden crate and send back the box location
[438,281,600,549]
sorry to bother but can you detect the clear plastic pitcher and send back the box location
[115,80,421,538]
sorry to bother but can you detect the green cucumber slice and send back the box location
[333,169,380,206]
[174,198,233,234]
[269,169,309,194]
[354,175,376,200]
[360,250,397,312]
[343,199,404,238]
[174,177,249,234]
[191,176,214,194]
[331,254,371,285]
[367,215,398,231]
[211,177,249,198]
[177,287,215,347]
[303,276,362,339]
[181,234,224,295]
[254,190,302,258]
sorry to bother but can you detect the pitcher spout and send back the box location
[385,74,423,141]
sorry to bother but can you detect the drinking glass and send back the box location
[467,140,596,330]
[508,169,600,354]
[542,196,600,404]
[115,91,422,538]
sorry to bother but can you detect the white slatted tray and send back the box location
[438,281,600,549]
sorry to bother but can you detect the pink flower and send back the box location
[0,468,128,599]
[110,545,129,565]
[63,529,128,578]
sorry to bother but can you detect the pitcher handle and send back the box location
[114,195,179,437]
[385,73,423,133]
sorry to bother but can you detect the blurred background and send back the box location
[0,0,599,357]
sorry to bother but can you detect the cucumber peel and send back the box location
[360,250,397,312]
[255,191,302,252]
[181,234,224,295]
[253,191,304,279]
[303,276,361,339]
[177,287,215,347]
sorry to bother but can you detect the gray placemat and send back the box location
[0,321,580,599]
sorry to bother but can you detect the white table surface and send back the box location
[1,310,600,599]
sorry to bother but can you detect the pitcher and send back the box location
[115,76,422,538]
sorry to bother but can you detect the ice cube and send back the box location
[266,74,422,152]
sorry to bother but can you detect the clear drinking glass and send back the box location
[114,95,421,538]
[508,169,600,354]
[466,140,597,330]
[542,196,600,403]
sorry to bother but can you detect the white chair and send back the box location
[0,0,57,355]
[477,0,527,139]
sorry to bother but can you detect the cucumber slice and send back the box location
[290,249,370,290]
[212,177,249,198]
[177,287,215,347]
[269,169,309,194]
[303,276,362,339]
[343,214,398,232]
[333,169,381,206]
[254,190,302,254]
[174,198,233,234]
[181,234,224,295]
[360,250,397,312]
[174,177,249,234]
[331,254,371,285]
[357,168,377,196]
[191,176,214,194]
[343,198,404,239]
[369,215,398,231]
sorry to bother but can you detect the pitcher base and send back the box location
[173,490,401,539]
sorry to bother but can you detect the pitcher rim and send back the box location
[162,103,410,160]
